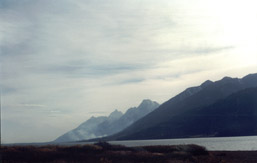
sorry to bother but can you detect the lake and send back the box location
[108,136,257,151]
[7,136,257,151]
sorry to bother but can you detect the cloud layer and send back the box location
[1,0,257,143]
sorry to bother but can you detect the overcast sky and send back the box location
[1,0,257,143]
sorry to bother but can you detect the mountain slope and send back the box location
[94,99,159,137]
[55,99,159,142]
[103,73,257,140]
[55,116,109,142]
[118,87,257,139]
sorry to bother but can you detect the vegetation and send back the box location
[2,142,256,163]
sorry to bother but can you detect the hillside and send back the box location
[100,73,257,141]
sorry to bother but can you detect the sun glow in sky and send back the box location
[1,0,257,143]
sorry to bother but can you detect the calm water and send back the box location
[7,136,257,151]
[108,136,257,151]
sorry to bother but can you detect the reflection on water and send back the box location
[109,136,257,151]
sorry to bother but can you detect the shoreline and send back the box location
[1,142,257,163]
[4,135,257,151]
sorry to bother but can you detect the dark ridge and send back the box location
[94,73,257,141]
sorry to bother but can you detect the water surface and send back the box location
[109,136,257,151]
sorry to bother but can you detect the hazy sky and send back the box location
[1,0,257,143]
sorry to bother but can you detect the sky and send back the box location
[1,0,257,143]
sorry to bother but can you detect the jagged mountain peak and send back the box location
[138,99,159,109]
[55,99,159,142]
[108,109,123,120]
[242,73,257,79]
[241,73,257,87]
[200,80,213,88]
[141,99,152,103]
[219,76,240,83]
[221,76,233,80]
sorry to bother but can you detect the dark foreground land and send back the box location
[1,142,257,163]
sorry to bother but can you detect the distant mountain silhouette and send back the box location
[54,99,159,142]
[99,73,257,141]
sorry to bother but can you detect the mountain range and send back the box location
[55,99,159,142]
[97,73,257,141]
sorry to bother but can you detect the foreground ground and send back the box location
[1,142,257,163]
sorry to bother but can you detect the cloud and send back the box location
[1,86,17,95]
[1,0,257,143]
[6,104,47,108]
